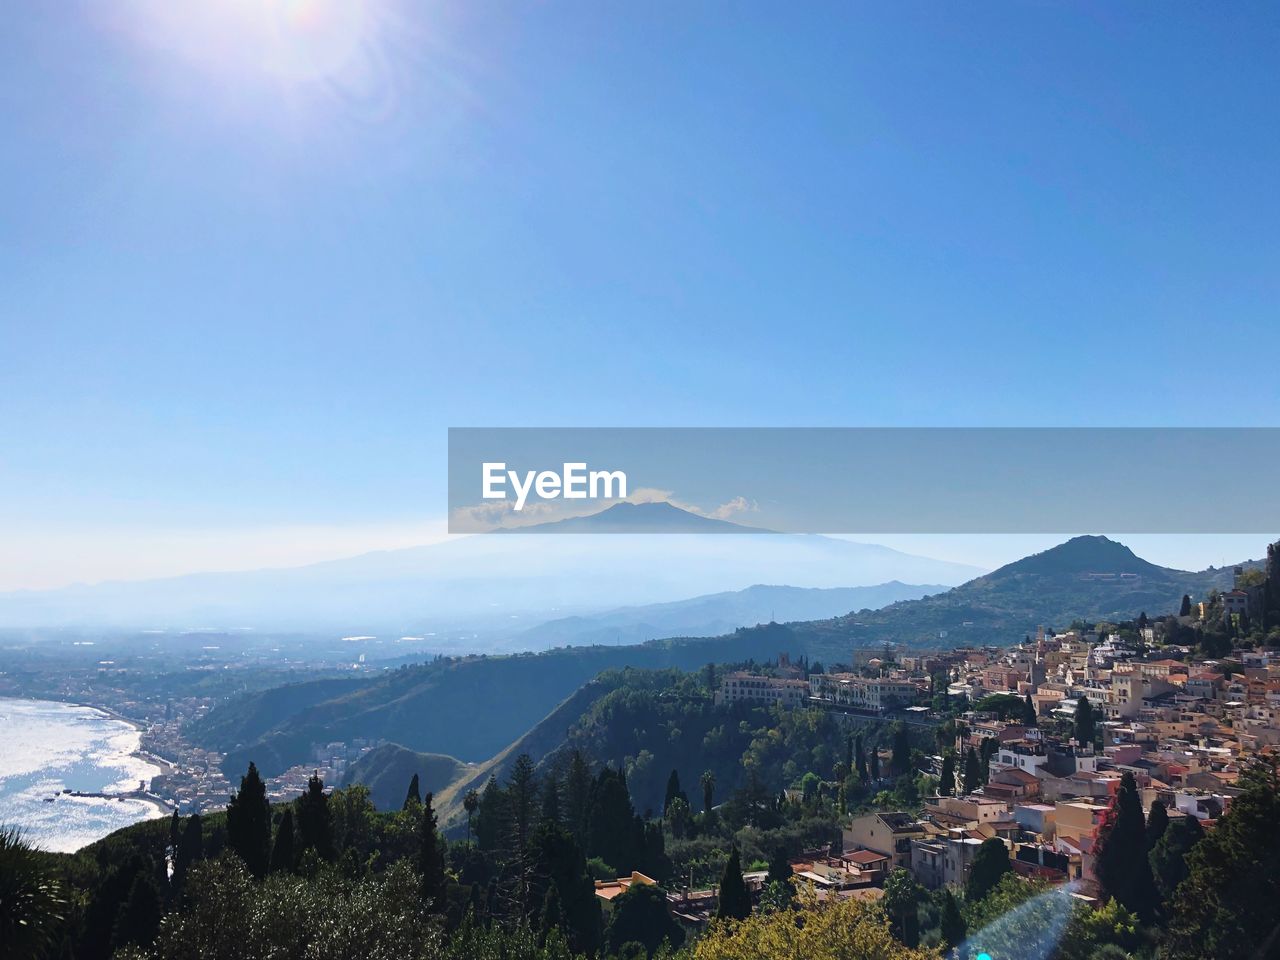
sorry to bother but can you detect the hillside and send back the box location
[340,744,469,811]
[190,536,1261,778]
[515,581,946,649]
[781,535,1252,661]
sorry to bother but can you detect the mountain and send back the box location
[0,505,980,634]
[778,535,1255,661]
[515,582,947,649]
[507,500,763,533]
[189,535,1264,779]
[340,744,469,811]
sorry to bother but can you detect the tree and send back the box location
[854,735,868,782]
[891,725,911,777]
[764,848,793,909]
[172,814,203,898]
[527,822,603,955]
[226,761,272,878]
[715,846,752,921]
[463,789,480,841]
[1074,695,1095,748]
[965,837,1010,903]
[541,774,562,824]
[939,888,966,950]
[1094,772,1158,923]
[604,882,684,957]
[690,885,932,960]
[296,772,334,861]
[112,872,162,950]
[1022,692,1037,727]
[666,796,691,840]
[0,828,66,960]
[869,746,881,782]
[882,867,921,947]
[418,792,447,909]
[962,746,981,795]
[700,769,716,815]
[403,773,421,810]
[1149,813,1203,901]
[566,750,592,841]
[938,751,956,796]
[1144,799,1169,851]
[663,769,686,814]
[1179,594,1192,617]
[1163,762,1280,959]
[269,807,295,874]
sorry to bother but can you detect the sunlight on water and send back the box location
[0,698,164,852]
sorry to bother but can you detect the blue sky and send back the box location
[2,2,1278,587]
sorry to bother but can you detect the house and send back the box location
[843,812,928,871]
[595,872,657,911]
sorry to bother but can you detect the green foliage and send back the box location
[1094,772,1158,923]
[297,773,335,862]
[882,867,922,947]
[715,846,752,922]
[226,762,272,878]
[405,773,422,810]
[418,793,447,910]
[1163,761,1280,959]
[972,693,1024,721]
[1074,696,1095,748]
[0,828,67,960]
[270,807,296,874]
[1148,813,1202,901]
[964,838,1010,904]
[604,883,684,958]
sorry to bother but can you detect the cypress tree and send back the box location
[226,762,271,878]
[538,882,564,943]
[1074,695,1096,748]
[1145,799,1169,851]
[404,773,421,810]
[269,807,295,873]
[869,746,881,781]
[566,751,592,840]
[1094,772,1159,923]
[172,814,202,897]
[541,774,562,825]
[715,845,752,921]
[419,792,447,910]
[962,746,981,795]
[663,769,683,814]
[700,769,716,816]
[1179,594,1192,617]
[939,752,956,796]
[855,735,868,781]
[845,734,854,775]
[296,772,333,861]
[1022,693,1037,726]
[891,725,911,777]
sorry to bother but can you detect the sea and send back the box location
[0,697,165,852]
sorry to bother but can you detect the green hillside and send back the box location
[338,744,468,810]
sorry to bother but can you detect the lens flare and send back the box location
[957,881,1081,960]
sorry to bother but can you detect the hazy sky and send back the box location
[2,2,1278,589]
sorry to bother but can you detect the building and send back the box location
[716,672,809,708]
[810,674,920,713]
[843,811,928,871]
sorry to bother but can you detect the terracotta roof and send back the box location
[843,849,889,865]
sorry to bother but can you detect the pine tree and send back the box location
[269,807,295,873]
[541,774,562,825]
[226,762,271,878]
[296,772,333,861]
[566,750,592,842]
[418,792,447,910]
[962,746,981,795]
[404,773,421,810]
[715,845,752,921]
[965,837,1010,903]
[537,882,564,943]
[939,752,956,796]
[475,774,505,852]
[463,789,480,841]
[1074,695,1096,748]
[1149,813,1204,901]
[1145,799,1169,851]
[940,888,967,949]
[1094,771,1159,923]
[1022,693,1037,726]
[1179,594,1192,617]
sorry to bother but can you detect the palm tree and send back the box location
[463,789,480,840]
[0,827,67,959]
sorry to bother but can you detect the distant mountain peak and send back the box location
[506,500,770,533]
[986,535,1166,579]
